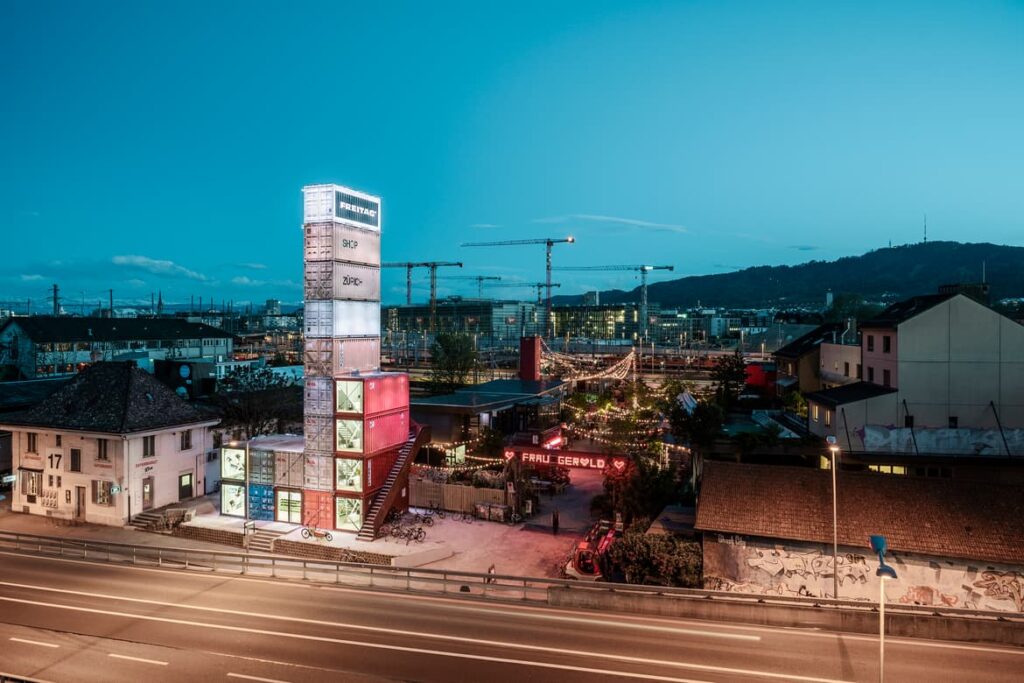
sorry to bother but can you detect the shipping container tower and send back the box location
[301,184,421,537]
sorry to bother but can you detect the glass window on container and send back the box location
[335,496,362,532]
[221,448,246,480]
[221,483,245,516]
[336,380,364,413]
[336,459,363,492]
[336,419,364,452]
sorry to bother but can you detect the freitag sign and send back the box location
[335,190,379,229]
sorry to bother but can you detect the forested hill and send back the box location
[551,241,1024,308]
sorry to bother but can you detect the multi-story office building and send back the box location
[383,300,540,343]
[0,317,233,380]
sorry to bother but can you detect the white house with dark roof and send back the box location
[0,362,219,526]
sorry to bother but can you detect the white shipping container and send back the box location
[304,338,380,377]
[303,223,381,266]
[303,414,334,452]
[304,300,381,338]
[302,184,381,232]
[302,454,334,492]
[274,451,304,488]
[304,261,381,302]
[304,377,334,416]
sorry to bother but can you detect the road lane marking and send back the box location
[10,636,59,648]
[3,551,1021,656]
[0,594,851,683]
[227,674,291,683]
[108,653,168,666]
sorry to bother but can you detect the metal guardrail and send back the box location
[0,529,1020,623]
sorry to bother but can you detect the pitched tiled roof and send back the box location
[804,381,896,407]
[773,323,844,360]
[0,362,216,434]
[695,461,1024,565]
[1,317,232,343]
[860,293,955,329]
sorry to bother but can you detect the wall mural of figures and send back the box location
[703,534,1024,613]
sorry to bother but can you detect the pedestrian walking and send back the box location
[552,508,560,536]
[487,563,496,584]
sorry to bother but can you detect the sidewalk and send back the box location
[0,496,248,553]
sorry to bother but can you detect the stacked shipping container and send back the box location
[300,183,411,533]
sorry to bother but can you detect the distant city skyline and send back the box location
[3,1,1023,307]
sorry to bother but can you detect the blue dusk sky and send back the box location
[2,1,1023,308]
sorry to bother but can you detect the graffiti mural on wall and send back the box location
[861,426,1024,456]
[703,534,1024,613]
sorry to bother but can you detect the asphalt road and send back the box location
[0,550,1021,683]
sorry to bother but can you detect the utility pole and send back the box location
[52,284,59,316]
[109,290,114,319]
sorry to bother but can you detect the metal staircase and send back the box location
[356,424,429,541]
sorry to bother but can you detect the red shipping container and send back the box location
[334,372,409,416]
[519,336,541,381]
[335,408,409,456]
[365,446,401,493]
[304,338,380,377]
[302,489,334,529]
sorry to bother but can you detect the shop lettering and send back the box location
[340,239,359,249]
[510,450,611,470]
[342,276,363,286]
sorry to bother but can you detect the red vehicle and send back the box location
[563,519,620,581]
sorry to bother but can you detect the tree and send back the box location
[669,400,724,450]
[429,333,478,393]
[605,528,703,587]
[712,349,747,409]
[823,293,882,324]
[213,365,299,438]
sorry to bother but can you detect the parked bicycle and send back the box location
[301,526,334,542]
[429,501,446,519]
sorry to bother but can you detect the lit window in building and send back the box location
[335,496,362,532]
[335,459,363,492]
[811,404,819,422]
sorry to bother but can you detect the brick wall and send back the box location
[273,537,392,566]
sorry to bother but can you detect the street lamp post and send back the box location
[870,535,899,683]
[827,437,840,599]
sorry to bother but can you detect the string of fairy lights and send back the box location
[541,341,636,382]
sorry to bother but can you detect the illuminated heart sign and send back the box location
[612,458,627,471]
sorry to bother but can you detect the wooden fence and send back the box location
[410,479,508,513]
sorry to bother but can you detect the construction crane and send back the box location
[436,274,502,298]
[483,281,561,304]
[553,265,674,338]
[383,261,463,331]
[461,236,575,338]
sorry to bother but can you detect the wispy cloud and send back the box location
[238,262,268,270]
[20,274,44,282]
[469,223,500,229]
[232,276,262,286]
[112,255,208,281]
[789,244,818,252]
[231,275,302,290]
[534,214,686,233]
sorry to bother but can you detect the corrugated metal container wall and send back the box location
[303,377,333,416]
[301,489,334,528]
[303,261,381,302]
[304,301,380,338]
[302,454,334,491]
[303,223,381,266]
[335,373,408,416]
[302,185,335,225]
[303,414,334,452]
[304,338,380,377]
[335,338,380,375]
[248,483,275,521]
[335,408,408,456]
[365,447,400,493]
[274,451,304,488]
[248,450,274,485]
